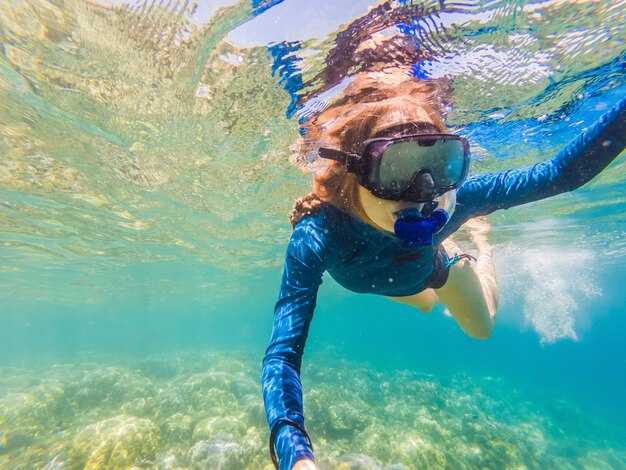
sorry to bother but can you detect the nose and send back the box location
[401,171,438,202]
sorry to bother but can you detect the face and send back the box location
[314,76,452,231]
[358,184,415,232]
[358,99,442,232]
[359,185,457,233]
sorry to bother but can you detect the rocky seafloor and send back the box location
[0,350,624,470]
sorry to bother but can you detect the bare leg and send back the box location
[436,218,499,338]
[387,218,499,338]
[387,288,438,313]
[464,217,499,318]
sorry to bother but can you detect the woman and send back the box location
[261,67,625,469]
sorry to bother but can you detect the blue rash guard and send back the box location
[262,100,625,469]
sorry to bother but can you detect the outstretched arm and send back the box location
[262,220,330,470]
[454,99,625,220]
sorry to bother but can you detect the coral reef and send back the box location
[70,415,160,468]
[0,350,624,469]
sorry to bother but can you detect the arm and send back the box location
[456,99,625,219]
[262,220,330,470]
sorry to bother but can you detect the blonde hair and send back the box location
[290,73,449,227]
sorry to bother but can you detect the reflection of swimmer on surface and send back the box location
[259,5,626,470]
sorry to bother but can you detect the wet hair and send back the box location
[289,0,453,227]
[290,75,449,227]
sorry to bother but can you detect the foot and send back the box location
[464,217,499,314]
[463,217,492,252]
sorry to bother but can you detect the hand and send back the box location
[292,459,317,470]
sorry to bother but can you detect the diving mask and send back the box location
[319,133,470,203]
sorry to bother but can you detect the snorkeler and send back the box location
[261,72,624,468]
[259,4,625,469]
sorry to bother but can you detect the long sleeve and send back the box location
[454,98,625,221]
[262,219,331,469]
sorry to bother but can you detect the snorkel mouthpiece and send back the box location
[394,208,449,247]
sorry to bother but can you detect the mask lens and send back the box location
[378,138,466,191]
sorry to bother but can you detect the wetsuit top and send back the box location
[263,100,625,470]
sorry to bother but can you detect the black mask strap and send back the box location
[318,148,363,173]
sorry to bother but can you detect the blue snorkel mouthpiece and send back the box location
[394,207,449,247]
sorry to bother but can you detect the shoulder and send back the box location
[457,173,494,195]
[456,172,508,205]
[289,204,344,264]
[293,203,344,235]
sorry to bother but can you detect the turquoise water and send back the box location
[1,0,625,468]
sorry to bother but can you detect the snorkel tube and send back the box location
[394,192,456,247]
